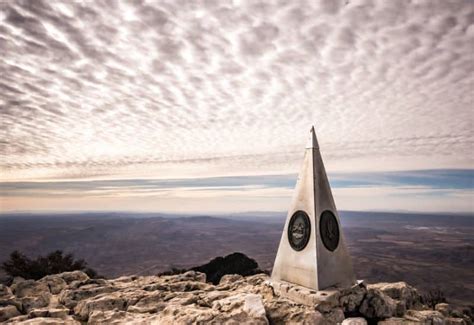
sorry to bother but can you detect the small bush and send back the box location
[1,250,97,280]
[158,252,265,285]
[421,288,447,309]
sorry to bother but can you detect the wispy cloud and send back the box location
[1,0,473,183]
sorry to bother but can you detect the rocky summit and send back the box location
[0,270,471,324]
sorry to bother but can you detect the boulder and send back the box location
[57,271,89,285]
[0,284,13,299]
[404,310,444,324]
[0,305,21,322]
[211,293,268,324]
[38,275,67,294]
[359,288,397,319]
[74,293,127,321]
[264,299,326,324]
[435,303,451,316]
[20,293,52,313]
[368,282,422,311]
[58,285,117,308]
[12,280,50,298]
[340,282,367,313]
[322,307,345,324]
[342,317,368,325]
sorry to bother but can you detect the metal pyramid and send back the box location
[271,126,356,290]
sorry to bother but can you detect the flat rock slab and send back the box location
[267,279,343,307]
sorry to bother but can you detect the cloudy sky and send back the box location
[1,0,473,213]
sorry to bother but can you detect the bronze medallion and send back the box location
[287,210,311,251]
[319,210,340,251]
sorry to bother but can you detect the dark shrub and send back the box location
[1,250,97,280]
[158,252,265,284]
[421,288,447,309]
[191,252,262,284]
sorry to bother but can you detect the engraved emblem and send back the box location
[287,210,311,251]
[319,210,340,252]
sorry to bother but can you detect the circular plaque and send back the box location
[287,210,311,251]
[319,210,340,252]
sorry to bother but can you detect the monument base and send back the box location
[266,279,365,308]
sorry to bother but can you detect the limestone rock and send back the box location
[57,271,89,284]
[211,293,268,324]
[435,303,451,316]
[359,288,397,319]
[13,280,50,298]
[20,293,52,313]
[404,309,444,324]
[342,317,368,325]
[38,275,67,295]
[0,305,21,322]
[0,284,13,299]
[74,293,127,321]
[368,282,422,313]
[12,316,80,324]
[88,310,159,324]
[174,270,207,283]
[377,317,406,324]
[28,307,70,319]
[445,318,468,325]
[0,270,471,325]
[219,274,244,285]
[58,285,117,309]
[340,282,367,313]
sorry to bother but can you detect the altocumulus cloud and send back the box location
[0,0,473,212]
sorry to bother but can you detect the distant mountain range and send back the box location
[0,211,472,307]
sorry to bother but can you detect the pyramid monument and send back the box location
[271,126,356,290]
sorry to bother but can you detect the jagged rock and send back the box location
[435,302,451,316]
[13,280,50,298]
[368,282,422,315]
[322,307,345,324]
[263,298,325,324]
[0,269,471,325]
[359,288,397,319]
[174,270,207,283]
[74,293,127,321]
[340,282,367,313]
[88,310,159,324]
[0,284,13,299]
[12,316,80,324]
[4,315,29,323]
[56,271,89,284]
[0,305,21,322]
[58,285,117,308]
[38,275,67,295]
[377,317,406,324]
[445,318,468,325]
[342,317,368,325]
[219,274,244,285]
[20,293,52,313]
[404,309,445,324]
[28,307,70,319]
